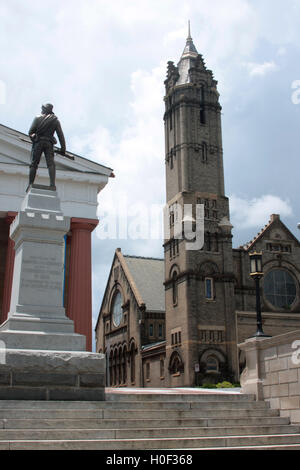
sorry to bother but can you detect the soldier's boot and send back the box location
[26,166,36,192]
[48,165,56,188]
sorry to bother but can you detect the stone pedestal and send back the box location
[238,337,266,400]
[0,185,105,400]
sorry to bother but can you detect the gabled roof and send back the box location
[95,249,165,331]
[122,254,165,312]
[240,214,300,251]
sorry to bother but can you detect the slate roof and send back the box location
[123,255,165,312]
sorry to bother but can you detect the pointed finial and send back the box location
[187,20,191,39]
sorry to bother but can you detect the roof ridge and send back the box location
[123,254,164,261]
[240,214,300,251]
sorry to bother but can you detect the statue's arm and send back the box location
[28,117,39,138]
[55,121,66,154]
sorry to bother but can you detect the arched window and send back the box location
[200,106,205,125]
[172,271,178,305]
[205,231,211,251]
[169,351,184,375]
[109,350,113,386]
[118,348,122,385]
[122,346,127,385]
[206,355,219,372]
[205,278,214,300]
[130,343,136,384]
[113,349,117,386]
[111,291,123,327]
[200,85,205,102]
[202,142,208,163]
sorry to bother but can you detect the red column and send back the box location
[66,218,98,351]
[1,212,17,324]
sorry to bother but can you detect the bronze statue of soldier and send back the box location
[28,103,66,190]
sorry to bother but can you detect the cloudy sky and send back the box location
[1,0,300,348]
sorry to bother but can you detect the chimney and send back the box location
[270,214,280,222]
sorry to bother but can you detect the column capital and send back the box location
[70,217,99,233]
[5,211,17,225]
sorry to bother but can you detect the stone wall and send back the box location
[239,330,300,424]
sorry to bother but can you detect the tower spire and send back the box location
[187,20,191,39]
[181,21,198,59]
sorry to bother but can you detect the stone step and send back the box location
[0,415,288,430]
[0,424,298,441]
[0,403,270,418]
[178,444,300,451]
[105,393,254,402]
[0,400,269,412]
[0,408,279,425]
[0,395,254,408]
[1,433,300,450]
[83,408,280,419]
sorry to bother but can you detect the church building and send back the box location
[96,29,300,387]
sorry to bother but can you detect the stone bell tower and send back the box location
[164,24,238,387]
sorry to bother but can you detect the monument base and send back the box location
[0,186,106,400]
[0,349,105,401]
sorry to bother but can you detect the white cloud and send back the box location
[2,0,300,349]
[70,62,166,242]
[230,194,293,229]
[277,46,287,56]
[243,61,278,77]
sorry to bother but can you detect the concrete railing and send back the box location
[239,330,300,424]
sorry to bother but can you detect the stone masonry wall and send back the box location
[239,330,300,424]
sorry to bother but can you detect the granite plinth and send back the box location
[0,349,105,400]
[0,185,86,351]
[22,184,62,214]
[0,186,105,399]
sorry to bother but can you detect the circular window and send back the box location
[112,291,123,327]
[264,269,297,309]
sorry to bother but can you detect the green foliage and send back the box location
[200,383,217,389]
[196,381,240,389]
[216,381,235,389]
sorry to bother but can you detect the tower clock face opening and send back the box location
[112,291,123,327]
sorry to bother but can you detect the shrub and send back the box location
[201,383,217,389]
[216,381,235,388]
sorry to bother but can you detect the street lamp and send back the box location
[249,252,270,338]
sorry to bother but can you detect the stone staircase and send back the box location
[0,391,299,450]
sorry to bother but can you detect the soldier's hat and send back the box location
[42,103,54,113]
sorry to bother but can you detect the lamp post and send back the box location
[249,252,270,338]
